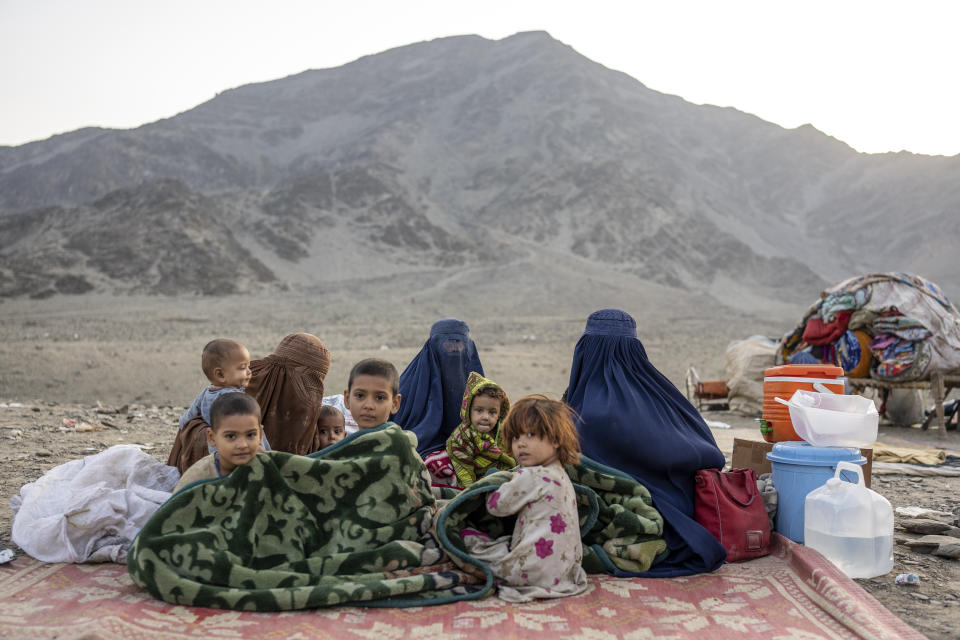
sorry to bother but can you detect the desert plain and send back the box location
[0,290,957,639]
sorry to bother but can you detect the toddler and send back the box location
[174,393,264,492]
[179,338,252,430]
[179,338,269,453]
[462,395,588,602]
[317,405,346,449]
[446,372,515,487]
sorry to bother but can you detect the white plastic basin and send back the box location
[775,389,878,448]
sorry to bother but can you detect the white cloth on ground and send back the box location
[10,445,179,563]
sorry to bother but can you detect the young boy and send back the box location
[174,392,263,492]
[179,339,252,430]
[342,359,429,489]
[317,405,347,449]
[343,358,402,430]
[446,371,515,487]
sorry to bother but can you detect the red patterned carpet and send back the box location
[0,535,923,639]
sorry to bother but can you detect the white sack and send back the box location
[10,445,179,563]
[726,336,778,415]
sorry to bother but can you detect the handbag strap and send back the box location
[699,468,758,507]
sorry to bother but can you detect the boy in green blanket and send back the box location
[174,393,263,492]
[343,358,403,430]
[446,371,515,487]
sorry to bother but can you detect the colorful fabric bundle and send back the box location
[869,335,918,379]
[779,272,960,380]
[873,309,932,342]
[837,330,872,378]
[820,289,870,323]
[802,310,853,346]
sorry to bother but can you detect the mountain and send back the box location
[1,31,957,306]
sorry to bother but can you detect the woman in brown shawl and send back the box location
[246,332,330,454]
[168,333,331,473]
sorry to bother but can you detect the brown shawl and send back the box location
[167,415,211,474]
[245,333,331,455]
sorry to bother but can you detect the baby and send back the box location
[317,405,346,449]
[174,392,263,492]
[462,395,588,602]
[446,371,515,487]
[179,338,252,430]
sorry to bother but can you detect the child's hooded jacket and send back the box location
[445,372,515,487]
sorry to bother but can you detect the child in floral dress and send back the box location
[462,395,588,602]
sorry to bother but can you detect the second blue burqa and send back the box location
[564,309,727,576]
[394,318,484,455]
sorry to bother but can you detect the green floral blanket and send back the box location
[438,457,668,576]
[128,424,667,610]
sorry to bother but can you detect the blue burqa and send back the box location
[564,309,727,576]
[394,318,484,455]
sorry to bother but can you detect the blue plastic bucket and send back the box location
[766,442,866,543]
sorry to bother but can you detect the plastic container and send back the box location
[804,461,894,579]
[775,389,879,448]
[766,442,865,543]
[761,364,845,442]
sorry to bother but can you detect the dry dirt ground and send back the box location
[0,294,957,638]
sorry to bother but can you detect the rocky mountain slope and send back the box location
[1,32,957,304]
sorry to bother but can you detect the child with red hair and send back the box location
[462,395,588,602]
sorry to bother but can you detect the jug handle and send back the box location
[813,382,835,394]
[834,460,865,486]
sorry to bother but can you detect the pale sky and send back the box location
[2,0,958,155]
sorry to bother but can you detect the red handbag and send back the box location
[694,468,770,562]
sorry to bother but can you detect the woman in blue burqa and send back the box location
[564,309,727,576]
[393,318,484,456]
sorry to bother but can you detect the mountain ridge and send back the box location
[1,31,957,306]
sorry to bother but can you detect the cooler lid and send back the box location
[764,364,844,379]
[766,441,866,466]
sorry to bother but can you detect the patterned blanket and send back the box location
[438,457,668,577]
[127,424,485,610]
[128,425,669,610]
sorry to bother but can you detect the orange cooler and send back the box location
[761,364,845,442]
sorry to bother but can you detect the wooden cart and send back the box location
[846,371,960,440]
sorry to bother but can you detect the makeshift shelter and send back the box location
[779,273,960,382]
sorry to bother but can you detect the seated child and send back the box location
[446,372,515,487]
[322,393,360,434]
[174,393,264,492]
[317,405,346,449]
[343,358,402,430]
[344,358,432,456]
[462,395,588,603]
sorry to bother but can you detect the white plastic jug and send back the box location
[803,461,894,578]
